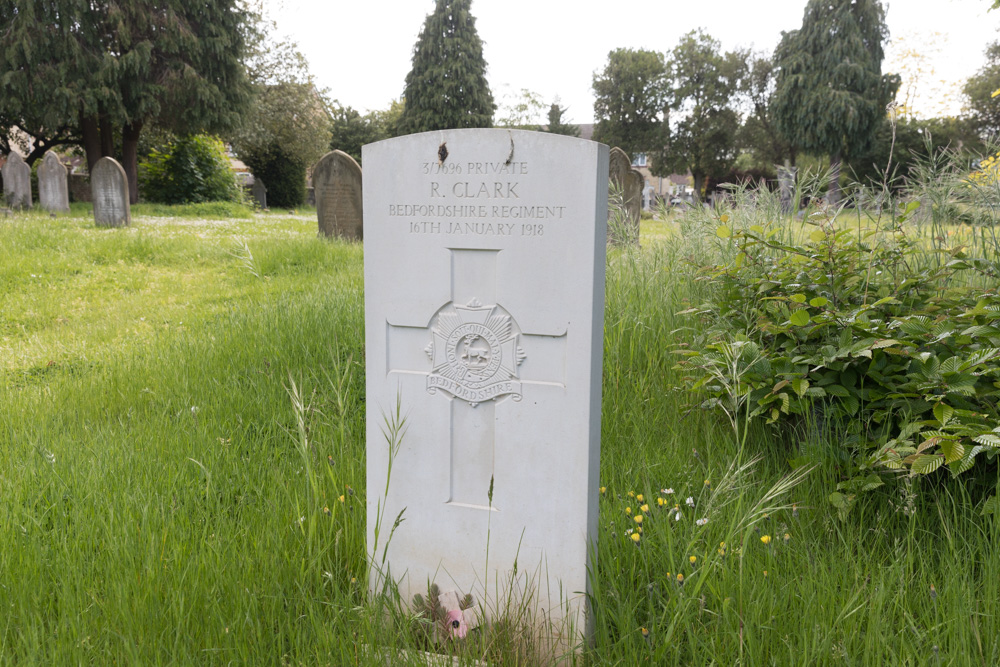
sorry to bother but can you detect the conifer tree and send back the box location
[397,0,495,134]
[544,103,581,137]
[772,0,899,204]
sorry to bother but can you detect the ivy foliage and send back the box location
[677,198,1000,517]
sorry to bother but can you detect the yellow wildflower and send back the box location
[656,497,665,507]
[640,504,649,513]
[600,486,606,495]
[676,573,684,583]
[636,494,644,502]
[634,515,643,524]
[338,495,346,503]
[628,491,635,498]
[689,555,697,564]
[630,533,641,543]
[761,535,772,545]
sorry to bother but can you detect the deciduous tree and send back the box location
[963,41,1000,139]
[592,48,667,157]
[656,31,743,201]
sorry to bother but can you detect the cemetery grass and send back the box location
[1,207,999,665]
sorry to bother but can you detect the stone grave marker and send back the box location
[363,129,607,644]
[251,176,267,209]
[607,147,641,244]
[2,152,32,210]
[91,157,131,227]
[314,150,363,239]
[38,151,70,213]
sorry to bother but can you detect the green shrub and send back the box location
[677,185,1000,517]
[140,134,242,204]
[246,144,307,209]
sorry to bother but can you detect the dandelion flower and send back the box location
[339,495,346,503]
[636,494,644,502]
[676,573,684,583]
[630,533,641,544]
[704,479,711,486]
[640,504,649,513]
[600,486,606,495]
[628,491,635,498]
[641,627,650,644]
[686,497,695,507]
[626,506,632,515]
[689,555,697,564]
[656,497,666,507]
[634,515,643,524]
[761,535,772,545]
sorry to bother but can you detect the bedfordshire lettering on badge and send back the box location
[424,298,526,407]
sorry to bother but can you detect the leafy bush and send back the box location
[140,134,242,204]
[246,144,306,209]
[676,184,1000,517]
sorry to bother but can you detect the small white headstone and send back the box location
[363,129,607,643]
[38,151,70,212]
[91,157,131,228]
[2,152,32,210]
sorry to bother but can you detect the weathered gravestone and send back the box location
[38,151,70,213]
[251,176,267,209]
[363,129,608,645]
[91,157,131,227]
[2,152,32,210]
[314,150,363,239]
[608,147,641,244]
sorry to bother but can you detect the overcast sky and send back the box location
[272,0,998,123]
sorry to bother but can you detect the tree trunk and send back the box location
[122,120,143,204]
[80,112,102,174]
[99,108,115,159]
[827,151,842,206]
[691,172,704,204]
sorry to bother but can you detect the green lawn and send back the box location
[1,203,998,665]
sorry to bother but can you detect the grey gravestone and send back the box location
[314,150,363,240]
[251,177,267,209]
[38,151,70,212]
[364,129,608,646]
[91,157,131,227]
[778,164,797,215]
[608,147,641,244]
[2,152,32,210]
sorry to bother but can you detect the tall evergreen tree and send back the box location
[544,103,580,137]
[772,0,899,204]
[396,0,495,134]
[0,0,252,203]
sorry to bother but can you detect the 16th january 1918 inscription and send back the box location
[388,158,567,238]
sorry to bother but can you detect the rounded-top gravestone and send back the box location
[608,146,641,245]
[314,150,363,240]
[2,152,32,210]
[91,157,131,228]
[38,151,70,213]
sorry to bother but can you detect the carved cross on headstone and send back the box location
[385,247,567,510]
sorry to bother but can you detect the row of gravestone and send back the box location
[311,147,642,244]
[5,146,641,245]
[2,151,130,227]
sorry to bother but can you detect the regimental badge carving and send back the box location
[424,298,526,407]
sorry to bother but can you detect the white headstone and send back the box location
[91,157,131,228]
[363,129,607,644]
[38,151,70,212]
[2,152,32,210]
